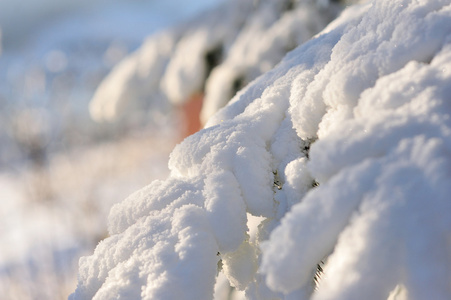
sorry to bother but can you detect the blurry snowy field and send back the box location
[0,1,221,299]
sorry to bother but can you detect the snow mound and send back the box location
[71,0,451,299]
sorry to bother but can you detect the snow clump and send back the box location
[71,0,451,299]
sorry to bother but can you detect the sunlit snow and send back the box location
[71,0,451,299]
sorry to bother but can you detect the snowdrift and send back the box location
[71,0,451,299]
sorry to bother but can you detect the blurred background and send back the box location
[0,1,222,299]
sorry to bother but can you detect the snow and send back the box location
[0,132,175,299]
[71,0,451,299]
[89,30,179,122]
[160,0,253,105]
[0,1,224,299]
[90,0,253,122]
[89,0,342,125]
[201,0,341,124]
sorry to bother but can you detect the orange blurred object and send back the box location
[180,93,203,137]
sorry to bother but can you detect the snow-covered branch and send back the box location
[72,0,451,299]
[89,0,341,126]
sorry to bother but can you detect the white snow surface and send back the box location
[72,0,451,299]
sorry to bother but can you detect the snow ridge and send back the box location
[71,0,451,299]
